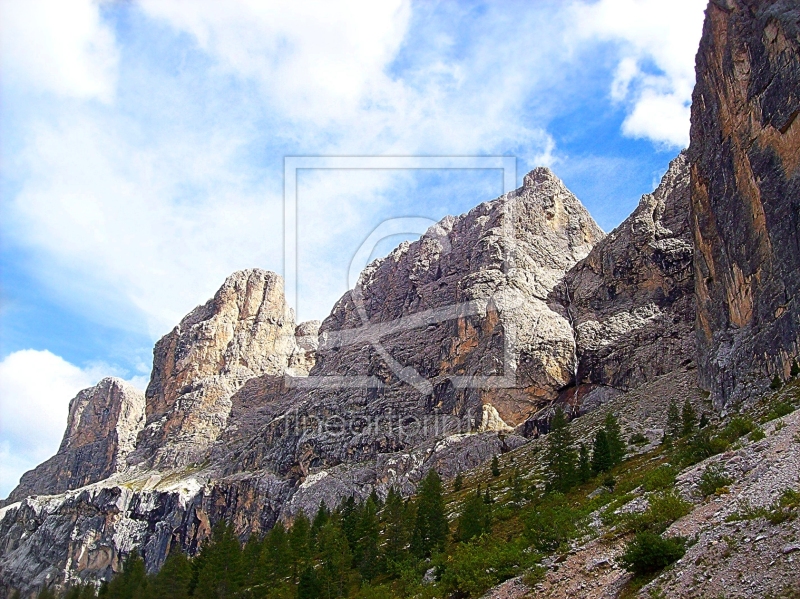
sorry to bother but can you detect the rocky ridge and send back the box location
[4,378,145,503]
[1,0,799,595]
[551,151,695,414]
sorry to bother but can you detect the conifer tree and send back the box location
[149,550,192,599]
[105,550,147,599]
[681,399,698,436]
[591,429,613,474]
[311,502,330,541]
[491,455,500,477]
[577,442,591,483]
[604,412,626,466]
[297,567,321,599]
[381,487,410,567]
[317,518,352,599]
[665,399,681,440]
[411,470,448,558]
[193,522,243,599]
[368,489,383,510]
[289,511,313,578]
[262,521,291,584]
[354,497,381,581]
[791,359,799,378]
[453,472,464,492]
[771,373,784,390]
[544,407,577,493]
[340,496,359,550]
[454,489,491,542]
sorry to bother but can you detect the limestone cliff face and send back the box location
[130,269,304,468]
[4,378,145,503]
[690,0,800,406]
[216,169,604,490]
[555,152,696,412]
[314,167,604,425]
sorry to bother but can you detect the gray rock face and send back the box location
[690,0,800,406]
[214,169,604,486]
[4,378,145,504]
[552,152,696,410]
[130,269,305,468]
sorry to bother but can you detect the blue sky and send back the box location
[0,0,707,497]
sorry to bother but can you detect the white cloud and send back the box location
[0,349,138,497]
[138,0,411,126]
[6,113,285,337]
[0,0,118,102]
[572,0,706,147]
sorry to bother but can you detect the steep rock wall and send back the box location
[4,378,145,504]
[690,0,800,406]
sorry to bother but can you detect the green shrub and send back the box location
[629,491,691,533]
[698,464,732,497]
[749,427,766,441]
[620,532,686,575]
[523,499,577,552]
[642,466,676,492]
[629,432,648,446]
[440,539,531,597]
[771,374,784,390]
[721,417,756,443]
[765,401,794,421]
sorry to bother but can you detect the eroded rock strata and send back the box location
[553,151,696,414]
[690,0,800,407]
[2,1,800,595]
[4,378,145,504]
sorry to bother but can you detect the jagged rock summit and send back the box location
[130,268,314,469]
[2,1,799,594]
[4,378,145,503]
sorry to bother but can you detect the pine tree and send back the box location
[699,412,710,429]
[681,399,698,436]
[297,566,321,599]
[105,550,147,599]
[665,399,681,440]
[453,472,464,492]
[544,407,577,493]
[577,442,591,483]
[149,550,192,599]
[411,470,448,558]
[381,487,410,567]
[193,522,244,599]
[771,374,784,390]
[289,511,313,578]
[355,497,381,581]
[340,496,359,551]
[262,521,291,584]
[317,517,352,599]
[454,489,491,542]
[603,412,626,466]
[791,360,800,379]
[491,455,500,477]
[311,502,330,541]
[591,429,613,474]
